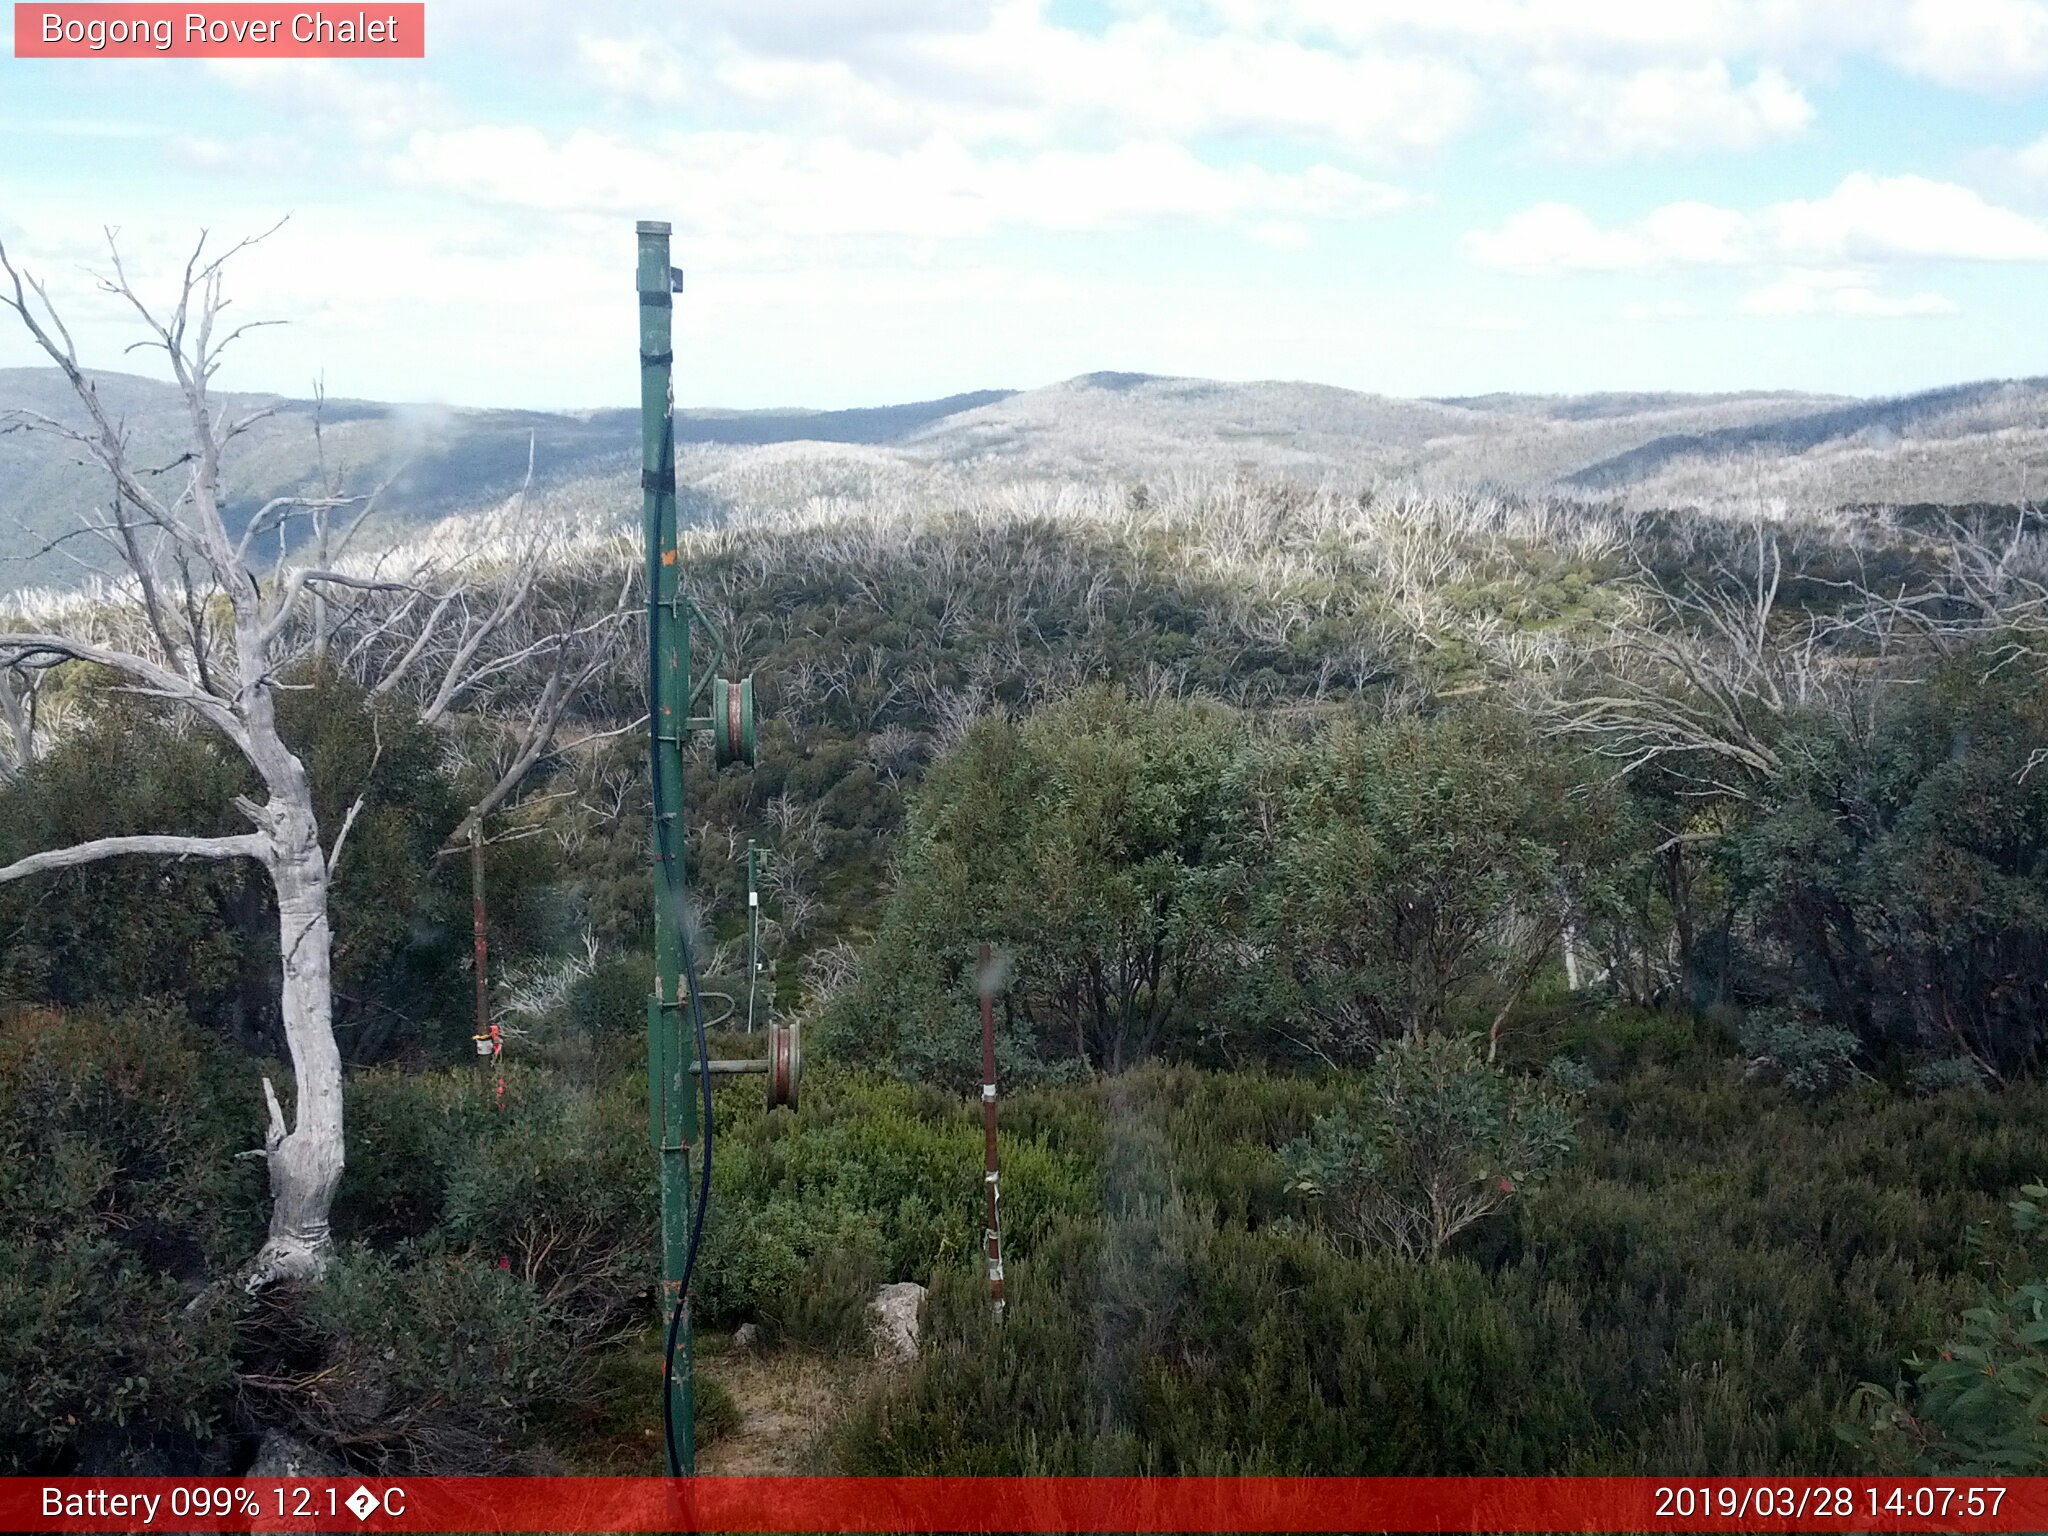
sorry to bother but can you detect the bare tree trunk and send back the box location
[247,829,345,1288]
[229,634,348,1287]
[1560,900,1583,993]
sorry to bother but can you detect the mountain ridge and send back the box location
[5,366,2048,592]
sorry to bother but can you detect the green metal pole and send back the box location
[638,219,695,1471]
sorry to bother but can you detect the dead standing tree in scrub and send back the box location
[0,230,623,1290]
[1548,528,1843,800]
[327,497,636,1050]
[331,478,639,852]
[0,227,407,1288]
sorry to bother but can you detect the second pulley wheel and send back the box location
[712,674,757,768]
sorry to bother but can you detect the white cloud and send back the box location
[1622,299,1700,321]
[580,7,1479,162]
[1768,172,2048,261]
[1472,174,2048,274]
[1197,0,1853,63]
[1180,0,2048,105]
[1246,221,1312,250]
[1465,199,1756,272]
[389,126,1413,243]
[1638,200,1766,264]
[172,135,316,175]
[1737,267,1958,316]
[2010,130,2048,182]
[200,58,443,143]
[1527,60,1813,158]
[1888,0,2048,89]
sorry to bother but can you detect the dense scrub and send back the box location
[832,673,2046,1085]
[9,997,2040,1476]
[839,1016,2044,1474]
[0,1006,256,1471]
[0,672,555,1065]
[2,478,2043,1474]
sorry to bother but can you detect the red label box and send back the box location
[13,4,425,57]
[5,1477,2048,1533]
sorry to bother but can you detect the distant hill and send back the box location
[5,366,2047,593]
[0,371,1018,591]
[896,375,1852,488]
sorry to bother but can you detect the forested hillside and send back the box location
[4,437,2043,1475]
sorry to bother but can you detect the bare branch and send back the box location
[0,630,247,748]
[0,831,266,885]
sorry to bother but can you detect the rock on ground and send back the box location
[868,1281,927,1365]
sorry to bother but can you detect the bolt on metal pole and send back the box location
[638,218,696,1470]
[979,942,1006,1318]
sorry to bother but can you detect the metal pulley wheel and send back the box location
[712,674,757,768]
[766,1020,800,1111]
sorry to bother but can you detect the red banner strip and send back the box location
[5,1477,2047,1533]
[13,5,425,58]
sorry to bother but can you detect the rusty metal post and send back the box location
[979,942,1005,1318]
[469,823,489,1043]
[468,823,503,1107]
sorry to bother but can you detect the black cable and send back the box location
[663,908,714,1477]
[648,445,715,1480]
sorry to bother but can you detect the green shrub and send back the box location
[1739,1012,1863,1101]
[837,1034,2048,1475]
[441,1073,654,1338]
[337,1064,654,1337]
[1701,650,2048,1075]
[1841,1184,2048,1472]
[696,1068,1093,1333]
[570,950,654,1040]
[1281,1033,1579,1260]
[1250,710,1639,1060]
[834,692,1647,1080]
[332,1068,490,1245]
[765,1246,885,1351]
[0,1005,258,1471]
[825,689,1252,1081]
[240,1238,589,1474]
[1909,1057,1990,1097]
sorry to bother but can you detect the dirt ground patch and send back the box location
[696,1345,875,1475]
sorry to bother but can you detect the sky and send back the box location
[5,0,2048,410]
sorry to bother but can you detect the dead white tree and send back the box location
[303,375,410,665]
[334,464,639,853]
[1549,528,1843,800]
[0,227,413,1289]
[0,656,59,777]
